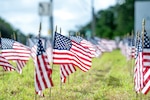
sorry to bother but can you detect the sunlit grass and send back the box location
[0,50,150,100]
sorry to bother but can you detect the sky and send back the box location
[0,0,116,37]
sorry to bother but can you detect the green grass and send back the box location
[0,50,150,100]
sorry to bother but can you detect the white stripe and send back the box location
[142,80,150,94]
[38,54,52,88]
[35,59,45,90]
[144,69,150,82]
[61,65,68,77]
[143,62,150,67]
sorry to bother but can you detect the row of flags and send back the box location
[0,31,117,96]
[119,28,150,95]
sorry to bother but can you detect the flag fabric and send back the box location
[28,38,37,60]
[34,39,53,96]
[134,34,143,93]
[142,32,150,67]
[0,38,31,73]
[100,39,116,52]
[134,35,139,92]
[0,53,16,71]
[70,36,99,58]
[53,32,92,72]
[1,38,31,61]
[60,64,76,83]
[16,60,27,74]
[45,40,52,62]
[141,31,150,94]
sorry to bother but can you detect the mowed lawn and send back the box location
[0,50,150,100]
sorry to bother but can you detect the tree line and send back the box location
[0,0,134,44]
[79,0,134,39]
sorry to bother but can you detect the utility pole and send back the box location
[49,0,53,41]
[91,0,95,37]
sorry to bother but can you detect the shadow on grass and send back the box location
[92,67,111,82]
[107,76,122,87]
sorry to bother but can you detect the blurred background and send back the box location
[0,0,147,45]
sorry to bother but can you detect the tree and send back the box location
[78,0,134,39]
[0,17,27,44]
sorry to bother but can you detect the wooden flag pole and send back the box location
[140,18,145,100]
[135,31,139,99]
[35,21,42,100]
[59,27,63,89]
[38,22,42,37]
[142,19,145,47]
[13,32,16,40]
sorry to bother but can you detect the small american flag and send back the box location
[70,36,97,58]
[53,32,92,72]
[141,31,150,94]
[34,39,53,96]
[0,38,31,74]
[1,38,31,61]
[134,34,143,93]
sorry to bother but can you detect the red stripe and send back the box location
[37,55,48,89]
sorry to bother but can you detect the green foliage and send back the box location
[0,18,14,38]
[1,50,150,99]
[79,0,134,39]
[0,17,27,44]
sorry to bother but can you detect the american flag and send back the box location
[53,32,92,72]
[60,64,76,83]
[70,36,98,58]
[141,31,150,94]
[142,32,150,67]
[34,39,53,96]
[0,38,31,73]
[0,53,16,71]
[1,38,31,61]
[134,34,143,93]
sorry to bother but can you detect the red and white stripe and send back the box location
[141,67,150,94]
[60,64,76,83]
[53,40,92,72]
[35,52,53,94]
[1,42,31,61]
[0,54,16,71]
[79,39,97,58]
[134,52,143,92]
[131,46,136,59]
[141,48,150,94]
[16,60,27,74]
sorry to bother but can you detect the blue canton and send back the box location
[37,39,45,56]
[131,36,135,46]
[54,32,72,50]
[1,38,14,49]
[138,35,143,52]
[70,36,83,44]
[135,34,142,58]
[143,32,150,49]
